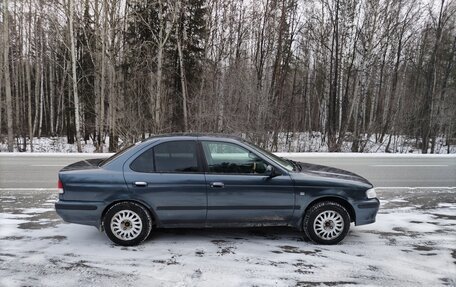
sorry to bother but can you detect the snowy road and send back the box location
[1,189,455,286]
[1,153,455,188]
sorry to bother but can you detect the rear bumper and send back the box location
[55,200,105,228]
[354,198,380,226]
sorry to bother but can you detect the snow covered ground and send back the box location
[1,189,455,287]
[1,133,455,153]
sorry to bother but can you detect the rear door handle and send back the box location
[210,182,224,188]
[134,181,148,187]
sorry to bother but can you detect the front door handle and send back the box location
[134,181,148,187]
[210,182,224,188]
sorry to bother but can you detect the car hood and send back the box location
[292,162,372,187]
[60,158,105,171]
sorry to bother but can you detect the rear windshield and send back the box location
[99,144,136,167]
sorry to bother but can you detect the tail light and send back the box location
[57,180,64,194]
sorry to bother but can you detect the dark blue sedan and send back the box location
[55,134,379,246]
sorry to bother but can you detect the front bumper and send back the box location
[354,198,380,226]
[55,200,105,228]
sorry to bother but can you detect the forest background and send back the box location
[0,0,455,153]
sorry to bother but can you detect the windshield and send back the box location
[245,141,294,171]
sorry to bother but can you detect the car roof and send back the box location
[142,133,245,142]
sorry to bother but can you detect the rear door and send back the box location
[201,140,295,227]
[123,140,207,227]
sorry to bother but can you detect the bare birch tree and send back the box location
[3,0,14,151]
[69,0,82,152]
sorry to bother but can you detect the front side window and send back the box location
[154,141,199,173]
[202,141,268,174]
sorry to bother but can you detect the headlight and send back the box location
[366,188,376,199]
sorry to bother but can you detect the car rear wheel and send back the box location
[103,202,152,246]
[303,201,350,245]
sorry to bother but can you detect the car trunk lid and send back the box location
[60,158,105,171]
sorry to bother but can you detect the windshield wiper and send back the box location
[292,160,302,171]
[283,158,302,171]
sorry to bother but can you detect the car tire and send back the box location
[303,201,350,245]
[103,202,152,246]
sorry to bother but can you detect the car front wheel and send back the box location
[103,202,152,246]
[303,201,350,245]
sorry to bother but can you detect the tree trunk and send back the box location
[56,61,67,135]
[176,19,188,132]
[432,35,456,153]
[108,64,117,152]
[26,61,33,151]
[3,0,14,152]
[0,50,2,137]
[421,0,445,153]
[69,0,82,152]
[154,1,165,132]
[49,53,55,135]
[328,0,340,152]
[33,51,40,136]
[149,0,175,133]
[13,54,20,139]
[97,0,107,152]
[66,78,75,144]
[155,46,163,131]
[38,40,44,138]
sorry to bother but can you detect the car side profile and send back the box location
[55,134,379,246]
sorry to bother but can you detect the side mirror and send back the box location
[265,165,280,178]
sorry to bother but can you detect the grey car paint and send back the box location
[55,135,379,231]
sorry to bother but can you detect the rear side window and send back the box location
[154,141,199,173]
[130,148,154,173]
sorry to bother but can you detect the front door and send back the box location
[123,140,207,227]
[201,140,295,227]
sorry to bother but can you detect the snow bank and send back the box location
[0,152,113,157]
[2,152,454,159]
[275,152,456,158]
[1,132,455,153]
